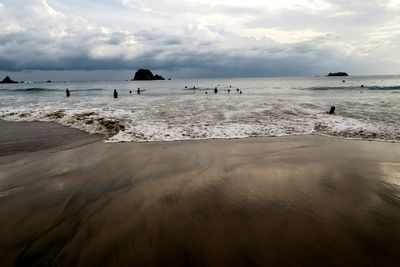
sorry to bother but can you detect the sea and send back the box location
[1,76,399,143]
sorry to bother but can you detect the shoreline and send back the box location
[0,120,103,157]
[1,119,399,148]
[1,121,400,266]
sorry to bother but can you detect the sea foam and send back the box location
[1,77,399,143]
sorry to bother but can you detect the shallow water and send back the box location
[1,76,399,142]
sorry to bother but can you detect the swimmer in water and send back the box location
[327,106,335,114]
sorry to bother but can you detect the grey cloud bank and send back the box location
[0,0,399,80]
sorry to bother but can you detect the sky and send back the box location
[0,0,400,80]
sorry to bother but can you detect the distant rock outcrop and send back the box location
[132,69,165,81]
[1,76,18,83]
[327,72,349,77]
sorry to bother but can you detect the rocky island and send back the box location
[1,76,18,83]
[327,72,349,77]
[132,69,165,81]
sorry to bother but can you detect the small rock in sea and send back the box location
[0,76,18,84]
[327,72,349,77]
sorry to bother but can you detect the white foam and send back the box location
[1,80,399,143]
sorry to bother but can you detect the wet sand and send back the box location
[0,120,102,158]
[1,122,400,266]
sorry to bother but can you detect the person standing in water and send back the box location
[214,87,218,94]
[65,88,70,97]
[137,88,141,95]
[113,89,118,98]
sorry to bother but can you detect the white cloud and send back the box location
[0,0,399,76]
[118,0,151,11]
[159,0,333,10]
[385,0,400,9]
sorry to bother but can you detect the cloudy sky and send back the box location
[0,0,400,80]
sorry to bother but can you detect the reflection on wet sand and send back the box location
[1,135,400,266]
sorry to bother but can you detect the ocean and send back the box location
[1,76,399,142]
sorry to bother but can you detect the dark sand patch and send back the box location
[0,124,400,266]
[0,120,102,158]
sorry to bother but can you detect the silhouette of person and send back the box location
[129,90,132,94]
[214,87,218,94]
[114,89,118,98]
[228,89,230,93]
[65,88,70,97]
[240,90,242,94]
[327,106,335,114]
[137,88,141,95]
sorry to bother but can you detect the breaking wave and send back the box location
[305,85,400,91]
[0,87,60,92]
[0,88,105,93]
[1,77,399,143]
[1,102,398,143]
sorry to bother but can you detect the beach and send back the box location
[1,121,400,266]
[0,120,102,158]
